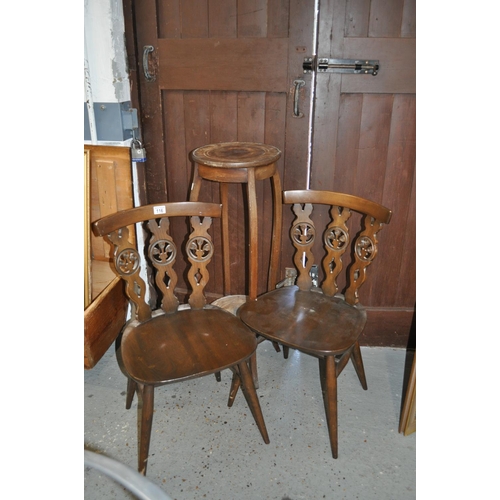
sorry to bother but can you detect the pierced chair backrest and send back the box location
[283,190,392,305]
[92,202,222,323]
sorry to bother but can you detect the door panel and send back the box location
[158,38,289,91]
[162,88,289,295]
[311,0,416,342]
[342,38,415,93]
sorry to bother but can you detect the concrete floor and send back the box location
[84,342,416,500]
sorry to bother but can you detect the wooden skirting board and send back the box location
[361,308,415,347]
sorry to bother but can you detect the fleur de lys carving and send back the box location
[292,222,315,246]
[150,240,176,265]
[325,227,348,251]
[116,248,140,275]
[188,236,213,262]
[356,236,375,261]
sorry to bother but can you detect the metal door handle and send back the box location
[292,79,305,118]
[143,45,156,82]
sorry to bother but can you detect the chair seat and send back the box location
[120,307,258,385]
[239,286,367,356]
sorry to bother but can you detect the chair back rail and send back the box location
[92,202,222,321]
[283,190,392,305]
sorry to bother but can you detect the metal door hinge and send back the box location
[303,56,379,76]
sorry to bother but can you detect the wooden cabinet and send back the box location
[84,145,135,369]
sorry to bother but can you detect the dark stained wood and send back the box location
[208,91,239,293]
[158,38,289,92]
[208,0,237,37]
[132,0,314,298]
[242,287,368,355]
[189,142,283,299]
[323,356,339,458]
[402,0,416,37]
[268,0,290,38]
[238,0,267,36]
[345,0,370,37]
[369,0,404,37]
[361,308,415,347]
[93,201,223,236]
[282,189,392,223]
[92,201,270,475]
[281,0,315,191]
[239,189,392,458]
[396,164,416,305]
[333,94,363,193]
[121,0,149,206]
[342,38,416,93]
[127,0,416,346]
[133,0,167,204]
[371,94,416,306]
[262,92,287,291]
[308,0,416,344]
[180,0,208,37]
[191,142,281,168]
[354,94,393,205]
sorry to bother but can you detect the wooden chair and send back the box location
[92,201,270,475]
[238,190,392,458]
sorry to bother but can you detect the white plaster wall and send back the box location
[84,0,130,103]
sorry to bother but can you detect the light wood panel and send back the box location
[84,276,128,369]
[84,145,134,369]
[86,145,136,262]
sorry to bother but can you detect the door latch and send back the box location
[303,56,379,76]
[143,45,156,82]
[292,79,305,118]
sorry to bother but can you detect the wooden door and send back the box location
[124,0,415,346]
[310,0,416,344]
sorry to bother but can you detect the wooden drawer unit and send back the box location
[84,145,134,369]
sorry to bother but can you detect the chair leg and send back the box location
[227,355,257,407]
[138,384,154,475]
[350,341,368,390]
[268,170,282,291]
[126,378,137,409]
[219,183,231,295]
[227,369,241,408]
[323,356,338,459]
[237,360,270,444]
[215,372,221,382]
[249,351,259,389]
[282,346,289,359]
